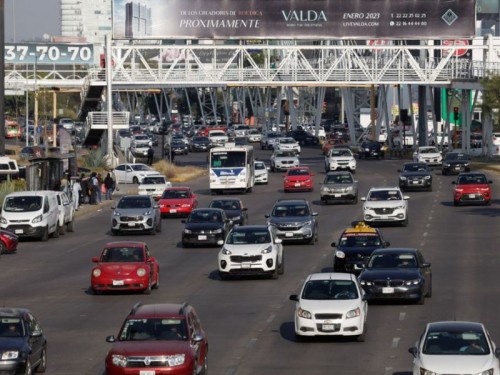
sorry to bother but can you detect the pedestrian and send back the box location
[60,173,69,193]
[147,146,154,165]
[104,172,115,200]
[169,147,175,165]
[72,178,82,211]
[96,173,103,204]
[90,172,98,204]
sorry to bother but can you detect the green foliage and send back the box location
[83,149,107,169]
[0,179,27,208]
[480,75,500,126]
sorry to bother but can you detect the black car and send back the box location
[189,136,210,152]
[0,307,47,374]
[209,198,248,226]
[358,248,432,305]
[331,221,390,273]
[286,130,319,146]
[398,162,433,192]
[144,132,158,146]
[358,140,384,159]
[181,208,233,247]
[442,151,471,175]
[165,140,188,155]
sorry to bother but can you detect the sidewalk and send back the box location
[74,184,137,218]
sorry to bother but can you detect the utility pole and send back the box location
[0,0,6,155]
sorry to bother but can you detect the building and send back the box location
[125,1,152,38]
[60,0,112,44]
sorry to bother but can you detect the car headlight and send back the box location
[111,354,127,367]
[0,216,6,225]
[137,268,147,277]
[92,268,101,277]
[261,246,272,254]
[143,210,152,216]
[395,205,406,209]
[1,351,19,360]
[32,214,43,224]
[166,354,186,367]
[364,148,370,151]
[297,307,312,319]
[301,220,312,227]
[346,307,361,319]
[404,279,421,286]
[232,216,241,221]
[113,211,121,217]
[399,176,407,181]
[335,250,346,259]
[212,228,223,234]
[359,279,373,286]
[221,247,231,255]
[184,229,192,234]
[464,162,470,167]
[424,176,431,180]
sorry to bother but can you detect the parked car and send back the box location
[320,171,358,205]
[398,162,433,192]
[254,160,269,184]
[113,163,161,184]
[413,146,443,166]
[105,302,208,375]
[58,117,75,131]
[442,151,471,175]
[110,195,162,235]
[90,241,160,294]
[324,147,356,173]
[361,186,410,226]
[332,221,389,273]
[19,146,44,160]
[359,248,432,304]
[265,199,318,244]
[289,272,367,341]
[55,191,75,235]
[283,166,314,192]
[181,208,233,248]
[0,229,18,254]
[408,321,500,375]
[137,175,172,200]
[218,225,284,280]
[0,307,47,374]
[270,150,300,172]
[208,198,248,225]
[452,172,493,206]
[158,187,198,217]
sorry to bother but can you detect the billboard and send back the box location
[4,43,94,65]
[112,0,476,40]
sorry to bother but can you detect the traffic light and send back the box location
[322,101,327,113]
[453,106,459,121]
[100,53,106,68]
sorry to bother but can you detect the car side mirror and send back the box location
[495,347,500,358]
[106,335,116,343]
[397,169,402,173]
[148,256,156,263]
[408,347,418,357]
[275,238,282,244]
[217,240,224,246]
[289,294,299,302]
[451,181,456,185]
[91,257,99,263]
[422,262,431,268]
[361,197,366,201]
[489,180,493,184]
[264,214,270,218]
[242,207,248,211]
[181,219,186,223]
[111,206,116,209]
[331,242,337,247]
[384,241,390,247]
[403,196,410,200]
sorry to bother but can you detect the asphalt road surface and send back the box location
[2,144,499,375]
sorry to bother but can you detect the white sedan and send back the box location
[289,272,367,341]
[137,175,172,200]
[413,146,443,166]
[113,163,161,184]
[409,321,500,375]
[218,225,284,280]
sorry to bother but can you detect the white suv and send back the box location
[274,137,301,154]
[361,186,409,226]
[413,146,443,166]
[325,147,356,173]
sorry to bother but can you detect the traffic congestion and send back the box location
[0,121,499,375]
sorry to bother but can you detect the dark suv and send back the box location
[286,130,319,146]
[105,302,208,375]
[265,199,318,244]
[331,222,390,273]
[0,307,47,374]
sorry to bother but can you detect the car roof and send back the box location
[192,208,225,213]
[426,321,485,333]
[275,199,309,205]
[128,303,190,319]
[343,222,378,234]
[306,272,355,282]
[231,225,269,232]
[103,241,147,248]
[370,248,418,255]
[0,307,32,318]
[368,186,401,192]
[165,187,191,191]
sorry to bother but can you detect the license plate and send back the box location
[112,280,124,286]
[14,229,23,234]
[412,181,420,184]
[127,223,136,227]
[241,263,251,269]
[334,194,341,198]
[382,287,394,294]
[322,324,335,331]
[295,183,301,187]
[169,209,177,213]
[285,232,294,237]
[140,371,155,375]
[198,235,207,240]
[468,194,476,198]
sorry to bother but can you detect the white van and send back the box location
[0,191,60,241]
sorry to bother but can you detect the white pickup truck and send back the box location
[208,130,228,147]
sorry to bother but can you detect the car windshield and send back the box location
[134,135,149,141]
[457,175,487,185]
[276,151,297,158]
[339,234,382,247]
[119,318,188,341]
[302,280,359,300]
[141,177,166,185]
[131,164,153,171]
[287,169,310,176]
[3,196,43,212]
[403,164,429,172]
[162,190,190,199]
[272,204,309,217]
[422,330,490,355]
[331,149,352,157]
[188,210,222,223]
[281,138,295,144]
[117,197,152,209]
[367,253,417,268]
[193,137,209,142]
[226,229,271,244]
[0,318,25,337]
[420,147,438,154]
[445,153,469,161]
[210,200,241,210]
[367,190,402,201]
[325,174,353,184]
[254,162,266,170]
[101,246,145,262]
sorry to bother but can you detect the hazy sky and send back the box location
[4,0,60,43]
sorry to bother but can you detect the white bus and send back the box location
[209,143,255,195]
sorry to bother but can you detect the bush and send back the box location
[0,179,27,208]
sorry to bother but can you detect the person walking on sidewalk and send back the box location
[104,172,115,200]
[72,178,82,211]
[147,146,154,165]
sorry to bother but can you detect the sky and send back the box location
[4,0,60,43]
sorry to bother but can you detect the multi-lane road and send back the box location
[1,145,499,375]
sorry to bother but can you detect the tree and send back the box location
[480,75,500,131]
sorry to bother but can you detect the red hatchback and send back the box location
[158,187,198,217]
[452,172,493,206]
[283,167,315,192]
[90,241,160,294]
[0,229,18,254]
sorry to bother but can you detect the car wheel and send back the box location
[153,272,160,289]
[24,359,32,375]
[53,225,60,238]
[294,333,306,342]
[200,354,208,375]
[401,217,408,227]
[132,176,139,184]
[299,140,306,146]
[453,200,459,206]
[271,261,279,280]
[428,186,432,192]
[37,347,47,373]
[485,199,491,206]
[270,165,275,172]
[356,323,367,342]
[59,222,66,235]
[182,241,191,248]
[67,219,75,232]
[442,170,447,176]
[219,271,229,280]
[278,255,285,275]
[426,281,432,298]
[41,227,49,241]
[111,229,119,236]
[143,278,152,294]
[155,219,162,233]
[417,292,425,305]
[352,195,358,205]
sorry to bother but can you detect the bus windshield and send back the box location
[211,151,246,168]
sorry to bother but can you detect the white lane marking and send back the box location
[246,337,258,348]
[392,337,400,348]
[423,232,428,237]
[399,312,406,321]
[384,367,393,375]
[266,313,276,324]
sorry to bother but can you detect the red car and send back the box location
[452,172,493,206]
[158,187,198,217]
[283,167,315,192]
[0,229,18,254]
[90,241,160,294]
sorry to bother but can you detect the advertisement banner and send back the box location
[112,0,476,40]
[4,43,94,65]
